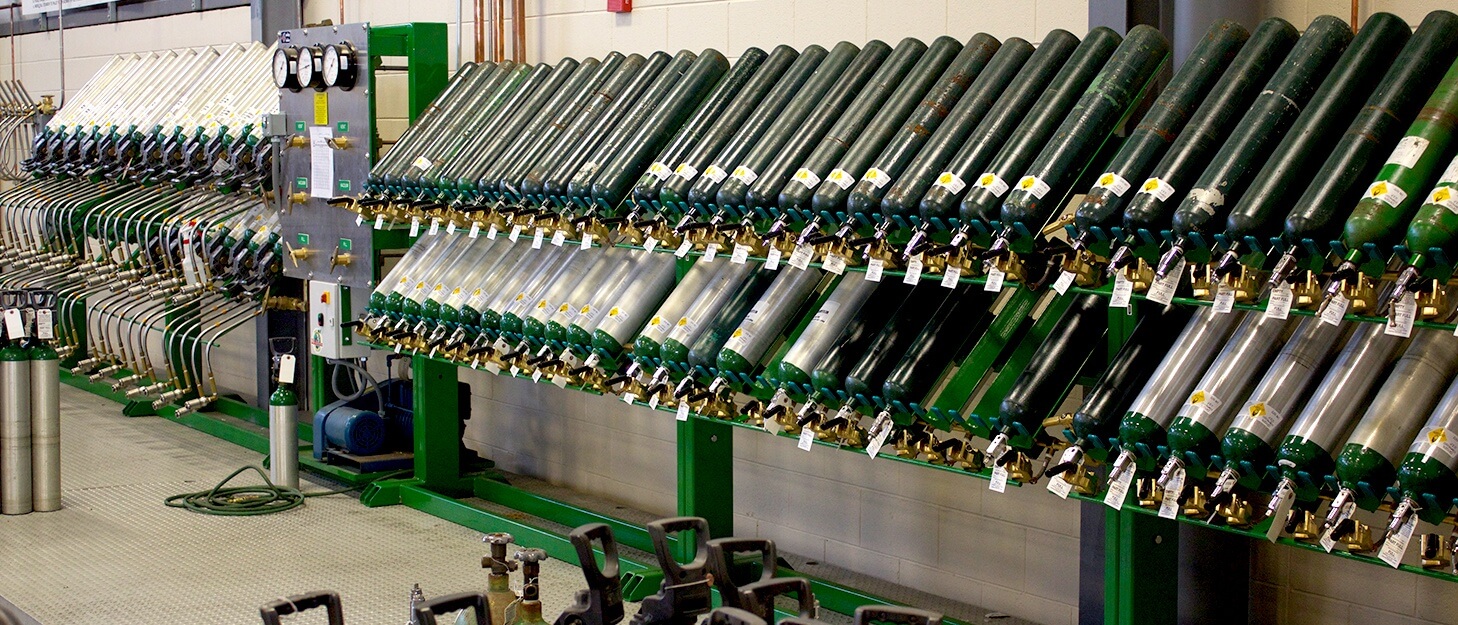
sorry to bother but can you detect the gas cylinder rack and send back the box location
[332,12,1458,625]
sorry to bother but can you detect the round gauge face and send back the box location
[297,45,320,89]
[323,42,358,90]
[322,45,340,87]
[272,48,300,90]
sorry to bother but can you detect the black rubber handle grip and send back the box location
[414,592,490,625]
[708,608,769,625]
[853,606,943,625]
[706,538,778,608]
[258,590,344,625]
[647,516,711,583]
[571,522,622,584]
[738,577,815,621]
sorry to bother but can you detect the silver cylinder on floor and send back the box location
[2,350,33,515]
[268,402,299,490]
[31,349,61,512]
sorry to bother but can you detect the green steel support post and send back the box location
[676,416,735,562]
[414,355,469,495]
[1105,508,1179,624]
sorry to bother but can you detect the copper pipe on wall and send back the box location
[493,0,506,61]
[512,0,525,62]
[338,0,344,25]
[474,0,485,62]
[1351,0,1359,32]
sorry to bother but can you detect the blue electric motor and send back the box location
[312,403,386,459]
[311,379,413,464]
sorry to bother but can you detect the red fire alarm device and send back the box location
[608,0,631,12]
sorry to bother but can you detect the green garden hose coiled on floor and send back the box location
[165,465,374,516]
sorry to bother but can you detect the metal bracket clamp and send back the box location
[555,523,626,625]
[258,590,346,625]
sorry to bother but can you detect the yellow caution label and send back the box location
[1099,173,1116,186]
[677,317,689,327]
[452,287,462,295]
[1143,179,1161,192]
[559,304,570,313]
[1429,428,1448,444]
[1190,390,1206,404]
[313,92,329,125]
[731,328,743,338]
[608,306,621,318]
[1248,403,1265,418]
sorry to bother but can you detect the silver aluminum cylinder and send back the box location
[268,403,299,490]
[1125,306,1243,428]
[31,357,61,512]
[780,271,878,375]
[1229,317,1350,446]
[1344,329,1458,466]
[1284,322,1406,452]
[2,358,33,514]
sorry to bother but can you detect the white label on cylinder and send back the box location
[278,354,297,384]
[1095,172,1131,197]
[1016,175,1051,199]
[732,166,759,185]
[644,237,658,253]
[1236,401,1283,441]
[675,240,693,258]
[812,301,841,325]
[509,224,523,242]
[552,230,566,247]
[447,221,457,235]
[1386,136,1429,169]
[532,228,545,249]
[677,403,691,421]
[1428,186,1458,214]
[427,219,439,236]
[647,162,672,181]
[765,247,783,270]
[1414,427,1458,467]
[1364,181,1409,208]
[934,172,966,194]
[411,155,432,171]
[409,217,421,237]
[1183,389,1223,420]
[1139,177,1176,202]
[675,163,699,181]
[792,168,821,189]
[704,243,720,263]
[863,167,892,189]
[825,169,854,190]
[704,165,728,184]
[581,233,594,250]
[798,427,816,451]
[973,172,1009,197]
[375,214,386,230]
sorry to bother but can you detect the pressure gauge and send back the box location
[296,45,323,91]
[322,42,359,90]
[272,47,301,91]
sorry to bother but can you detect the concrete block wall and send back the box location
[462,368,1084,625]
